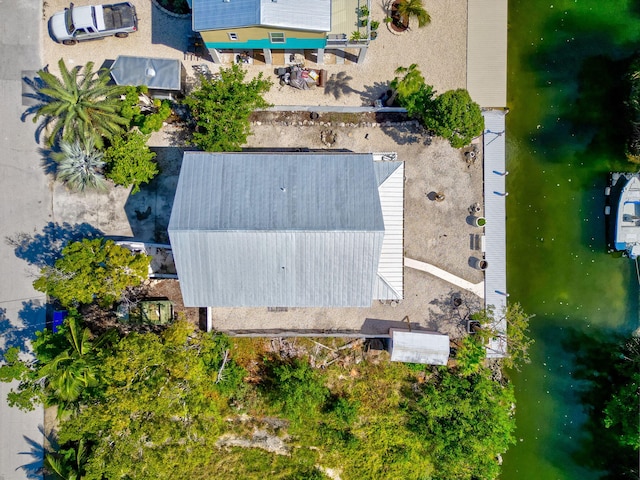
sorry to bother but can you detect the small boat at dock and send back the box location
[605,172,640,258]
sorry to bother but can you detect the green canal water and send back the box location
[502,0,640,478]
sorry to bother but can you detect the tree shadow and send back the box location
[379,122,431,145]
[123,147,184,243]
[0,300,47,358]
[17,434,44,480]
[5,222,103,269]
[163,124,194,147]
[39,145,58,177]
[20,72,53,145]
[426,290,482,340]
[562,328,639,479]
[323,71,360,100]
[359,80,391,106]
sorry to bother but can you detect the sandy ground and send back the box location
[40,0,484,336]
[41,0,467,106]
[203,116,485,336]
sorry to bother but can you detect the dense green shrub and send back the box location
[262,358,329,423]
[104,131,159,193]
[455,335,486,376]
[424,89,484,148]
[138,100,172,134]
[184,64,272,151]
[409,368,516,479]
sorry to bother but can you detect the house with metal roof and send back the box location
[168,152,404,308]
[188,0,371,64]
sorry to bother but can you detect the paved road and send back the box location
[0,0,49,479]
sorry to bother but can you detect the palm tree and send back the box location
[388,64,425,106]
[394,0,431,29]
[41,316,100,415]
[54,138,108,192]
[34,59,128,148]
[45,439,88,480]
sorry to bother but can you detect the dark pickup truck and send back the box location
[49,2,138,45]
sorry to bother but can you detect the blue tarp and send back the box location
[52,310,68,333]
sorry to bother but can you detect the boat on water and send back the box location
[605,172,640,258]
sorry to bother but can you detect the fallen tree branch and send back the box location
[216,349,230,384]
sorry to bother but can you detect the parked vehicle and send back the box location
[49,2,137,45]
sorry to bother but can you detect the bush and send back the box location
[423,89,484,148]
[409,368,516,479]
[184,64,272,152]
[104,131,159,194]
[262,358,329,423]
[455,335,485,377]
[138,101,172,134]
[119,87,172,134]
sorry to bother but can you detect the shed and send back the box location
[389,329,450,365]
[168,152,388,308]
[110,55,185,99]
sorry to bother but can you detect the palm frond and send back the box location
[34,59,128,148]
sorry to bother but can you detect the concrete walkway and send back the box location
[404,257,485,298]
[0,0,48,479]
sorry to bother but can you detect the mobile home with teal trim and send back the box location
[190,0,370,64]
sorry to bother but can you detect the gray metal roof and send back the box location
[482,110,508,357]
[168,152,385,307]
[110,56,182,91]
[192,0,331,32]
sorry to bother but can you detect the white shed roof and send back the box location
[467,0,508,108]
[373,156,404,301]
[389,329,450,365]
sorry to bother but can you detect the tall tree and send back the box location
[40,315,101,412]
[53,138,108,192]
[423,89,484,148]
[184,64,272,151]
[33,238,150,308]
[389,64,425,105]
[45,439,88,480]
[388,64,435,117]
[34,59,128,148]
[472,302,535,371]
[0,314,107,416]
